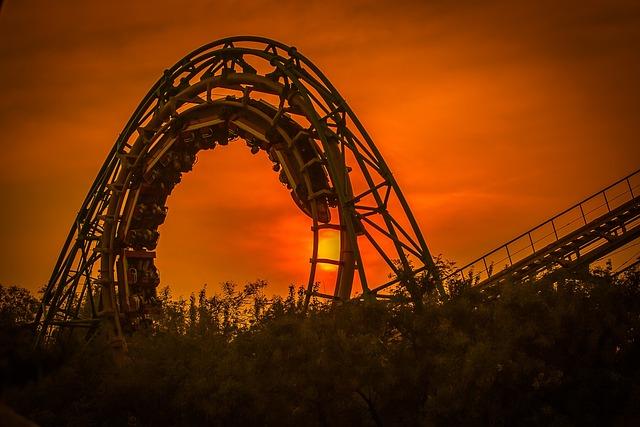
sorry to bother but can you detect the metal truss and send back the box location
[34,36,442,349]
[448,168,640,287]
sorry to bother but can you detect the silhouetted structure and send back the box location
[34,37,442,351]
[35,36,639,354]
[449,168,640,287]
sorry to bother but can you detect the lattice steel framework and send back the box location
[448,168,640,287]
[34,36,442,349]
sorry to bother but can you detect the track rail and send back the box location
[449,168,640,286]
[34,36,442,349]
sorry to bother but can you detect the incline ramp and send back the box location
[449,168,640,287]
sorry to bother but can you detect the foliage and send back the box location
[0,284,40,391]
[2,270,640,426]
[0,284,39,325]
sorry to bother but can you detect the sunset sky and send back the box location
[1,0,639,297]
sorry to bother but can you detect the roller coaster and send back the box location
[34,36,640,351]
[34,36,443,350]
[448,168,640,287]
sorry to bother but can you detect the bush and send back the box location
[2,270,640,426]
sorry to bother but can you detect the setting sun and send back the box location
[317,231,341,271]
[1,1,638,299]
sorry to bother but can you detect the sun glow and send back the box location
[317,231,340,271]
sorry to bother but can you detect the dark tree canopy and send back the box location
[2,269,640,426]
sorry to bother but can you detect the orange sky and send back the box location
[1,0,639,297]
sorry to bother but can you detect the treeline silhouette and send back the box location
[1,265,640,426]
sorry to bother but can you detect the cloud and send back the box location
[1,0,639,295]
